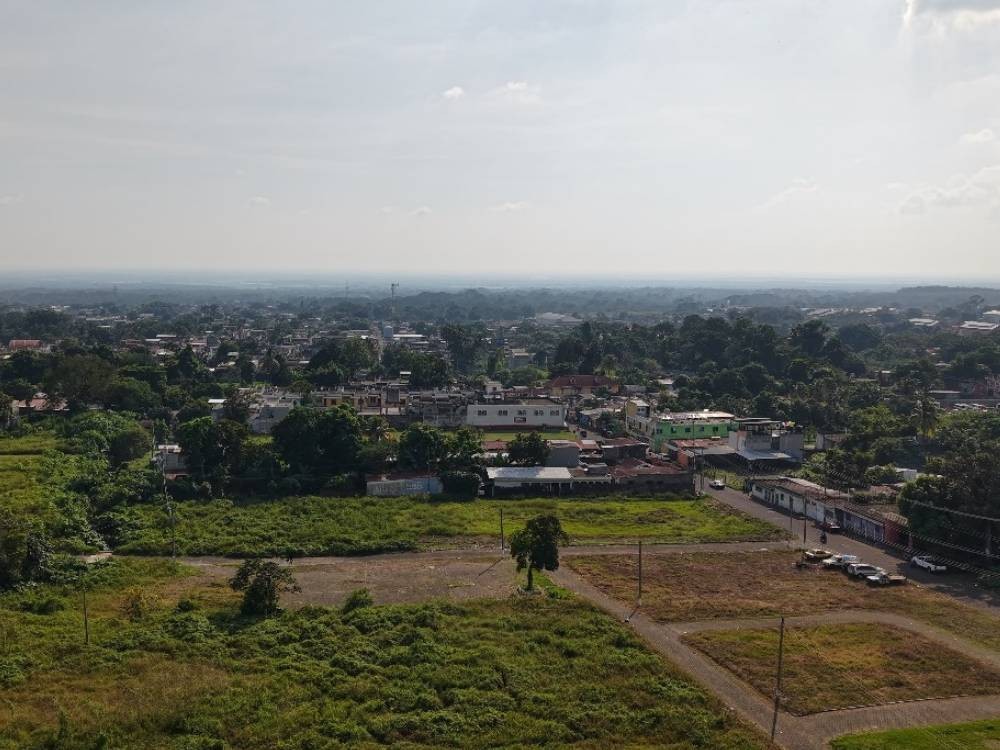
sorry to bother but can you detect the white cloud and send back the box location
[490,201,529,212]
[0,193,23,206]
[442,86,465,100]
[409,206,431,216]
[248,195,271,206]
[754,178,818,211]
[960,128,996,144]
[904,0,1000,29]
[899,164,1000,213]
[489,80,541,105]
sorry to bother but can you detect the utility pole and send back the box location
[82,583,90,646]
[499,507,505,551]
[637,540,643,606]
[802,505,808,546]
[770,616,786,742]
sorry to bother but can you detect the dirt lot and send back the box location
[187,551,518,608]
[567,549,1000,651]
[684,622,1000,715]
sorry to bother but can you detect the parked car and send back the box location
[910,554,947,573]
[821,554,860,569]
[709,478,726,489]
[816,519,842,533]
[847,563,884,579]
[867,572,907,586]
[804,548,833,562]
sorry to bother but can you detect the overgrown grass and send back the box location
[685,622,1000,715]
[0,434,59,516]
[569,549,1000,652]
[831,719,1000,750]
[115,494,784,557]
[0,557,770,749]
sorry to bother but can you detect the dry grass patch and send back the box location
[568,550,1000,651]
[685,622,1000,715]
[0,656,234,747]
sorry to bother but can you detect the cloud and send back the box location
[489,80,541,105]
[409,206,432,216]
[904,0,1000,29]
[490,201,529,212]
[960,128,996,144]
[442,86,465,100]
[248,195,271,206]
[754,178,818,211]
[898,164,1000,213]
[0,194,23,207]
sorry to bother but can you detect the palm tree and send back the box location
[911,389,940,445]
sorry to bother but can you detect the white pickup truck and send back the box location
[910,554,947,573]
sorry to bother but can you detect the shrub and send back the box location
[18,593,65,615]
[120,586,160,621]
[342,588,373,614]
[440,471,481,499]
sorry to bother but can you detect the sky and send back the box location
[2,0,1000,280]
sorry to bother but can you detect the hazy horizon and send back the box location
[3,2,1000,277]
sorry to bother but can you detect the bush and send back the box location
[120,586,160,621]
[440,471,481,499]
[342,588,373,614]
[18,593,66,615]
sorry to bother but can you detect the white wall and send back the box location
[466,403,566,428]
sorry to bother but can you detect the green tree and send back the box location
[509,515,567,591]
[176,417,249,483]
[229,559,300,616]
[104,377,161,414]
[272,405,362,475]
[0,510,51,590]
[397,423,449,472]
[222,390,255,424]
[44,354,115,410]
[507,432,550,466]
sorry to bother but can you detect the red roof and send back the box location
[8,339,42,350]
[548,375,614,389]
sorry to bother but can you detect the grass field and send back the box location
[831,719,1000,749]
[479,429,577,441]
[0,557,770,750]
[568,550,1000,652]
[116,494,784,557]
[0,434,59,516]
[684,622,1000,715]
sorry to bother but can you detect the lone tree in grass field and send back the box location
[229,559,301,616]
[509,515,568,591]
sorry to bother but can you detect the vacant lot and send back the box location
[568,550,1000,651]
[189,551,519,608]
[0,558,770,750]
[831,718,1000,750]
[117,495,783,557]
[685,622,1000,715]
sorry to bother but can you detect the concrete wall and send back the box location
[466,403,566,429]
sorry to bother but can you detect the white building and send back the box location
[466,401,566,429]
